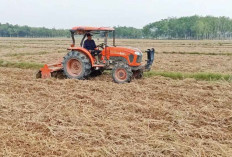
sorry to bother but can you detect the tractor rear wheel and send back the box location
[62,51,91,79]
[112,62,132,83]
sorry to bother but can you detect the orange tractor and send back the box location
[37,26,155,83]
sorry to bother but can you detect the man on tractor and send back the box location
[84,33,97,51]
[84,33,101,64]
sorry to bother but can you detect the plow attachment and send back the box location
[36,58,65,79]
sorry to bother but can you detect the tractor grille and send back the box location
[136,55,142,63]
[129,54,134,63]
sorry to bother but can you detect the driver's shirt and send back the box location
[83,39,96,51]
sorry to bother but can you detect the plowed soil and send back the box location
[0,38,232,156]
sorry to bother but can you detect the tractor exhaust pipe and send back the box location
[145,48,155,71]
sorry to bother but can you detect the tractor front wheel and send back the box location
[62,51,91,79]
[112,62,132,83]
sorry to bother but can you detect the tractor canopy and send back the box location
[70,26,115,47]
[71,26,115,35]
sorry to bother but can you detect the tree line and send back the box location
[113,26,143,39]
[143,15,232,40]
[0,23,68,37]
[1,15,232,39]
[0,23,142,39]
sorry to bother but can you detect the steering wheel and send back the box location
[96,43,105,49]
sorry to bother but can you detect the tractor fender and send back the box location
[67,47,94,66]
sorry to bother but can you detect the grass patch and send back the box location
[144,71,232,81]
[4,51,50,57]
[0,60,43,69]
[4,50,65,57]
[0,45,26,49]
[163,51,232,56]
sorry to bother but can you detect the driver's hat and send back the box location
[86,33,93,37]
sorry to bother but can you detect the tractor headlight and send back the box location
[135,51,142,56]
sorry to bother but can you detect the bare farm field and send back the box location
[0,38,232,156]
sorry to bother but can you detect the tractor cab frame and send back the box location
[70,27,116,48]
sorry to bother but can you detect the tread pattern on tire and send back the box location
[62,51,91,80]
[112,62,133,83]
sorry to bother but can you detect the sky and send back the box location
[0,0,232,29]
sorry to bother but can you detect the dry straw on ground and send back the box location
[0,68,231,156]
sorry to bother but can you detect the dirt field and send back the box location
[0,38,232,156]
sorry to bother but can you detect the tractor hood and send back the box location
[105,46,143,67]
[108,46,142,55]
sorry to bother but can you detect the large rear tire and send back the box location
[112,62,132,83]
[62,51,91,79]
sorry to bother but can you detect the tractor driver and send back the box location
[84,33,98,52]
[84,33,101,64]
